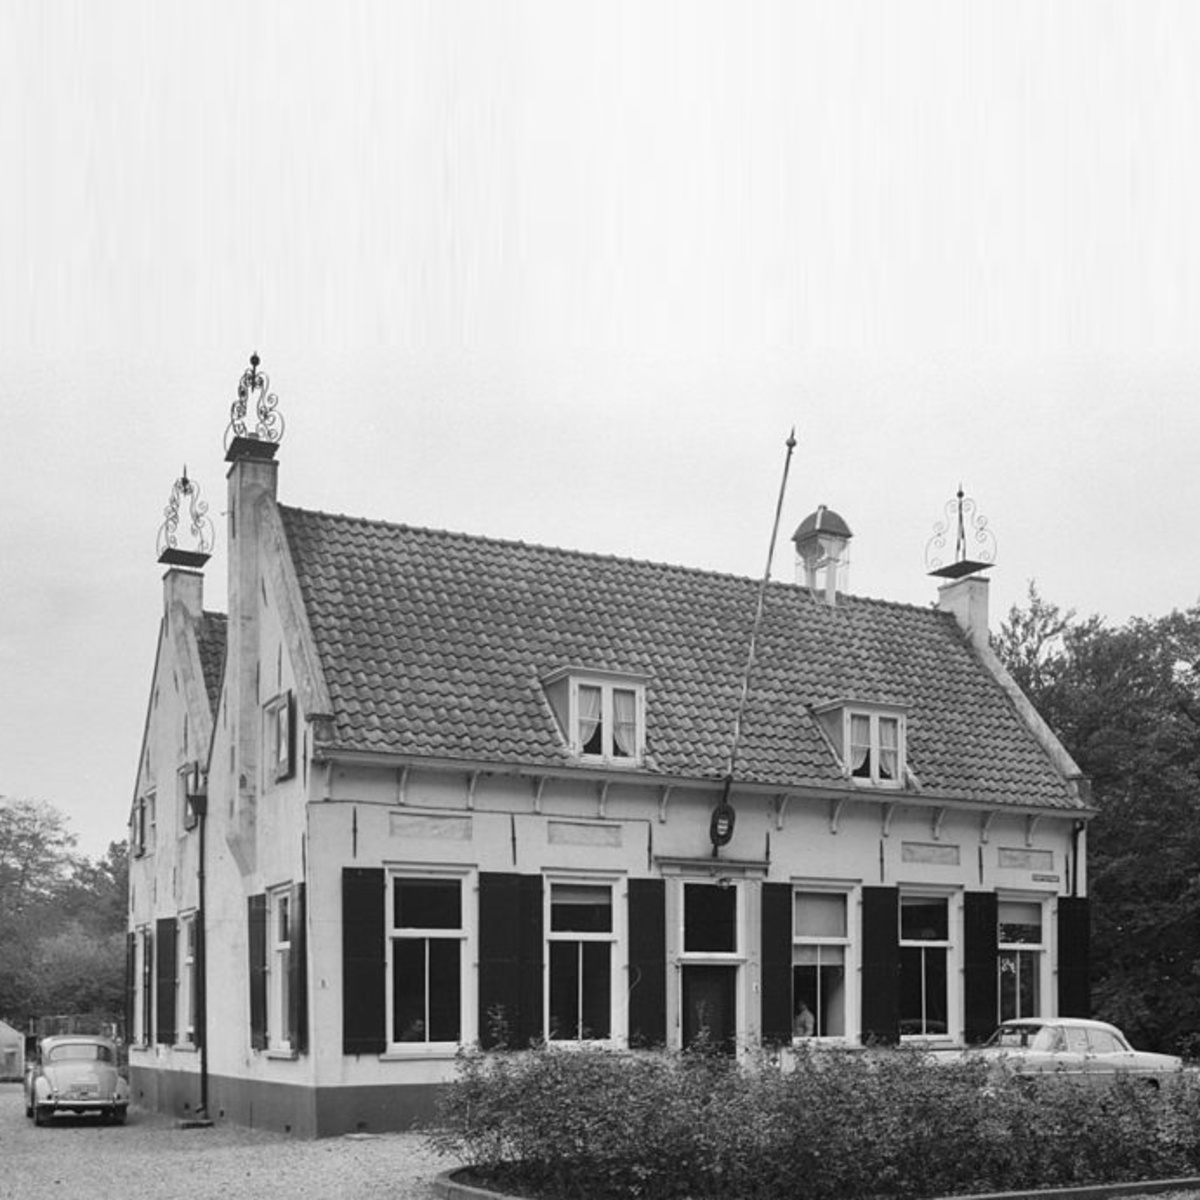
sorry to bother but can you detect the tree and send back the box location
[994,592,1200,1054]
[0,798,128,1029]
[0,797,77,917]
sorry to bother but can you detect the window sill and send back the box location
[171,1043,199,1054]
[379,1046,461,1062]
[265,1048,297,1061]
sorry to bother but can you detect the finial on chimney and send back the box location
[925,484,997,578]
[225,351,285,461]
[157,467,215,567]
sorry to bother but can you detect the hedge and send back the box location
[426,1044,1200,1200]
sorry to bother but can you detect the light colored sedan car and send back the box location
[24,1035,130,1125]
[974,1018,1183,1085]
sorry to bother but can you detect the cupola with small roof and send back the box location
[793,505,852,604]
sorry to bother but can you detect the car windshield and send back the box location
[987,1025,1064,1052]
[47,1043,113,1064]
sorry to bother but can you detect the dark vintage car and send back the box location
[24,1035,130,1125]
[971,1018,1183,1085]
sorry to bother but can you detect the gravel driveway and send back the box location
[2,1082,455,1200]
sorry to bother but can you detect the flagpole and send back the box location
[711,428,797,854]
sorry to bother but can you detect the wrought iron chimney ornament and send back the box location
[157,466,216,567]
[925,484,997,578]
[224,352,285,460]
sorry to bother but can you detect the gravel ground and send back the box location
[2,1082,456,1200]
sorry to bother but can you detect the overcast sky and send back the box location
[3,1,1199,859]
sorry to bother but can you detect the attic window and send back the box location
[543,669,647,765]
[815,704,906,789]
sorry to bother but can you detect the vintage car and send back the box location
[24,1034,129,1125]
[972,1017,1183,1085]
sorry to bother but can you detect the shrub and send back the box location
[427,1045,1200,1200]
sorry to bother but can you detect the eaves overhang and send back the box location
[309,745,1095,819]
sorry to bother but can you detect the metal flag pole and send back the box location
[711,428,797,855]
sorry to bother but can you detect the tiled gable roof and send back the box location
[278,505,1082,811]
[196,611,227,717]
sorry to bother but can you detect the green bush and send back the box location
[427,1044,1200,1200]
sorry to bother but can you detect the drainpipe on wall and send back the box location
[196,795,209,1119]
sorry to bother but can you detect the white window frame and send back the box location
[263,692,294,785]
[792,884,858,1043]
[672,878,746,1052]
[544,875,624,1045]
[384,869,474,1055]
[997,894,1049,1024]
[898,888,960,1043]
[178,912,196,1046]
[136,926,153,1046]
[133,791,156,857]
[845,707,905,788]
[571,677,645,764]
[266,885,292,1052]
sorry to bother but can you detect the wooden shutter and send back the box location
[125,932,136,1046]
[517,875,544,1047]
[193,917,205,1050]
[289,883,308,1054]
[860,887,899,1045]
[963,891,998,1044]
[478,873,521,1048]
[155,917,177,1046]
[760,883,793,1045]
[342,868,386,1054]
[627,878,666,1047]
[248,894,268,1050]
[1057,897,1091,1016]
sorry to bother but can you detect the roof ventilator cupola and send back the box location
[793,505,852,605]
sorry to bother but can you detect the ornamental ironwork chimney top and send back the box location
[224,352,285,462]
[156,467,215,567]
[925,485,997,578]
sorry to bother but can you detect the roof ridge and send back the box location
[277,502,950,617]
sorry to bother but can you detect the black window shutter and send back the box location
[125,932,136,1046]
[517,875,544,1047]
[1057,897,1091,1016]
[627,878,666,1047]
[155,917,177,1046]
[248,894,268,1050]
[761,882,794,1045]
[963,891,998,1044]
[283,692,297,780]
[479,873,521,1048]
[289,882,308,1054]
[861,886,899,1045]
[342,868,386,1054]
[194,917,205,1050]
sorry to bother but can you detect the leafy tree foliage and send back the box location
[0,797,128,1030]
[994,584,1200,1054]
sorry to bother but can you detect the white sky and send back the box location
[3,1,1199,858]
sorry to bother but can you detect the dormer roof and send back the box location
[276,504,1084,812]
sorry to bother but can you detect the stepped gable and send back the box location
[278,504,1081,811]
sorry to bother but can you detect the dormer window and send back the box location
[815,703,906,789]
[849,712,901,785]
[543,669,647,765]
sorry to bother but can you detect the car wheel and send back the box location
[112,1107,127,1125]
[33,1105,51,1127]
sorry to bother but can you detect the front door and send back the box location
[682,965,737,1052]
